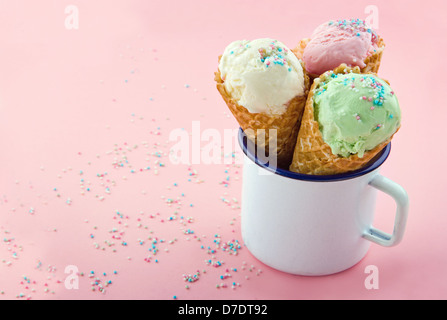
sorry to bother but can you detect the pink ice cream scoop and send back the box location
[302,19,380,76]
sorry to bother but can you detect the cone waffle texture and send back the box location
[289,64,397,175]
[361,37,385,74]
[291,38,310,60]
[292,37,385,79]
[215,63,310,169]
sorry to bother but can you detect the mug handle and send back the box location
[363,174,409,247]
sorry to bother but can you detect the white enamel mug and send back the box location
[238,129,409,276]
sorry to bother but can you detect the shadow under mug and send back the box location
[238,128,409,276]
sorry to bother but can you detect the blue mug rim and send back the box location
[238,127,391,182]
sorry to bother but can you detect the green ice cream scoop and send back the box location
[314,72,401,158]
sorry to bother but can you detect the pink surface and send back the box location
[0,0,446,300]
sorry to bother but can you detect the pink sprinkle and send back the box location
[368,97,373,102]
[362,96,367,100]
[370,106,375,110]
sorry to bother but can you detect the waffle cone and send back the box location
[289,64,398,175]
[362,37,385,74]
[292,37,385,79]
[215,62,310,169]
[291,38,310,61]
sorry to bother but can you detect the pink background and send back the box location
[0,0,446,300]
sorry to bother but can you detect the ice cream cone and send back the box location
[294,36,385,79]
[289,64,398,175]
[215,63,310,169]
[294,19,386,79]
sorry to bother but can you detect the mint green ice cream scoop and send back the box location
[313,72,401,158]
